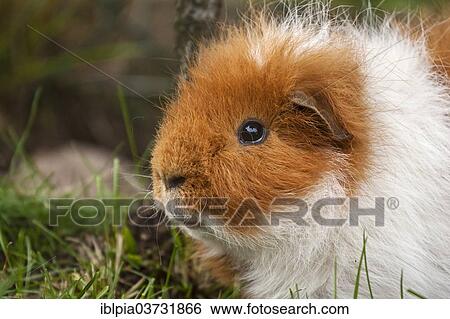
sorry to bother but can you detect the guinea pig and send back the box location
[151,5,450,298]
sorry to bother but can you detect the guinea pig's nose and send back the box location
[164,174,186,190]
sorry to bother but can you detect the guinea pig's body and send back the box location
[151,6,450,298]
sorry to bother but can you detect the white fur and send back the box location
[167,4,450,298]
[249,6,450,298]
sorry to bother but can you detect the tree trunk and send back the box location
[175,0,223,75]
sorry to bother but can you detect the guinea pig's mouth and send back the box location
[155,192,207,228]
[155,192,268,247]
[165,207,201,228]
[164,209,231,246]
[165,203,224,230]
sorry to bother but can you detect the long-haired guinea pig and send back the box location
[151,5,450,298]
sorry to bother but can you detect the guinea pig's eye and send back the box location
[237,119,267,145]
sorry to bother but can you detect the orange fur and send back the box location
[192,241,237,285]
[427,18,450,78]
[151,22,371,285]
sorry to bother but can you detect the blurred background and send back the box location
[0,0,448,298]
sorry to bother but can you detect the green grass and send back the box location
[0,173,237,298]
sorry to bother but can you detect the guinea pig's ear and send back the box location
[290,91,352,144]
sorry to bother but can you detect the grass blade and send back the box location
[0,229,10,268]
[107,263,122,298]
[24,236,33,292]
[117,86,139,164]
[407,289,426,299]
[353,231,367,299]
[78,271,99,298]
[9,87,42,175]
[333,256,338,299]
[363,238,374,299]
[96,286,110,299]
[400,270,404,299]
[141,278,155,299]
[113,158,120,198]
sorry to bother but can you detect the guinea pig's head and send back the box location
[151,19,370,246]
